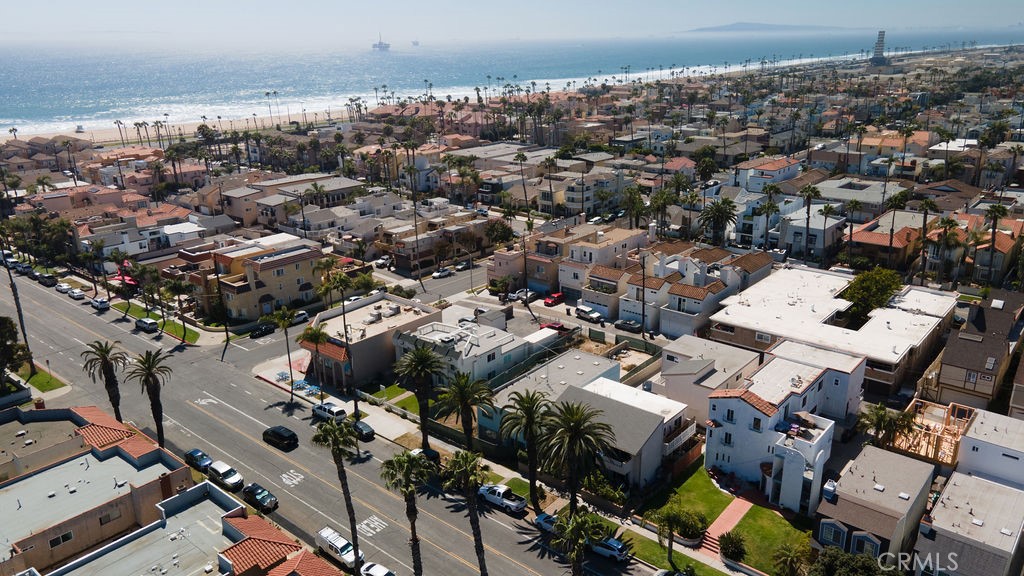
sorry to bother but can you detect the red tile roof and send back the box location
[73,406,134,448]
[727,251,774,273]
[690,247,732,263]
[708,388,778,416]
[627,275,668,290]
[668,279,726,300]
[974,231,1016,254]
[850,228,919,249]
[223,516,302,573]
[118,433,159,459]
[589,265,626,281]
[267,550,345,576]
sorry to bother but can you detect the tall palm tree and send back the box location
[395,346,444,451]
[817,204,838,267]
[499,390,551,513]
[681,190,700,240]
[329,271,364,419]
[125,349,173,447]
[916,199,938,282]
[434,372,494,449]
[80,340,129,422]
[936,216,961,283]
[380,452,434,576]
[697,197,738,246]
[296,325,330,390]
[163,277,192,340]
[261,307,298,402]
[858,402,915,448]
[798,185,822,260]
[756,200,779,251]
[985,203,1010,285]
[551,511,605,576]
[845,199,863,265]
[542,401,614,516]
[442,451,490,576]
[311,419,363,572]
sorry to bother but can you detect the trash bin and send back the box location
[34,398,45,410]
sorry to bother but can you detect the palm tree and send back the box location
[697,198,738,246]
[380,452,434,576]
[858,402,915,448]
[798,185,822,260]
[296,325,330,390]
[311,419,363,572]
[936,216,961,283]
[985,203,1010,284]
[916,199,938,282]
[80,340,129,422]
[542,401,614,516]
[499,390,551,513]
[551,511,605,576]
[163,278,192,340]
[442,451,490,576]
[125,349,173,447]
[756,200,779,251]
[261,307,298,402]
[329,271,364,419]
[395,346,445,451]
[643,496,708,566]
[681,190,700,240]
[845,199,863,265]
[817,204,838,267]
[434,372,494,448]
[773,538,811,576]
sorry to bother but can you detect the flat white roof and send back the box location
[889,287,958,318]
[769,341,865,374]
[933,472,1024,553]
[662,335,759,390]
[711,268,954,364]
[162,222,204,235]
[966,409,1024,453]
[317,294,435,343]
[584,377,687,423]
[747,357,824,406]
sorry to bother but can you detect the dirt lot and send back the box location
[613,348,653,372]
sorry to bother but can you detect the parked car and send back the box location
[2,257,17,269]
[182,448,213,472]
[587,216,604,225]
[373,255,392,268]
[55,282,72,293]
[410,447,441,465]
[67,288,86,300]
[477,484,527,513]
[291,310,309,325]
[432,267,453,279]
[360,563,396,576]
[249,323,275,338]
[38,273,58,287]
[614,319,643,333]
[241,482,279,513]
[543,292,565,306]
[540,322,572,334]
[534,513,558,534]
[135,318,159,333]
[454,260,471,271]
[476,207,490,216]
[207,460,244,491]
[312,402,347,423]
[352,419,375,442]
[589,536,629,561]
[344,295,362,304]
[511,289,538,303]
[316,526,364,569]
[575,305,603,323]
[14,262,32,274]
[615,209,627,219]
[263,425,299,450]
[90,297,110,310]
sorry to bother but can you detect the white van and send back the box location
[135,318,159,333]
[316,526,364,568]
[312,402,347,423]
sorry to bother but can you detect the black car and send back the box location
[38,273,58,287]
[614,319,643,334]
[352,419,375,442]
[183,448,213,472]
[263,425,298,450]
[249,323,276,338]
[241,482,279,513]
[27,270,40,281]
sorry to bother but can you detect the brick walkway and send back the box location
[699,498,752,557]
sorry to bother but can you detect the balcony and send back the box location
[663,419,696,456]
[586,282,618,295]
[600,451,632,475]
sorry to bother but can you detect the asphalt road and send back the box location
[0,273,647,576]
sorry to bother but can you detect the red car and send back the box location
[540,322,571,334]
[544,292,565,306]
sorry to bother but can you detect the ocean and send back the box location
[4,27,1022,136]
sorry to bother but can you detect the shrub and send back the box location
[678,510,709,539]
[718,530,746,561]
[582,471,625,505]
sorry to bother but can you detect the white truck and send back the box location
[477,484,527,513]
[316,526,364,568]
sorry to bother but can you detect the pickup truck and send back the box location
[477,484,527,513]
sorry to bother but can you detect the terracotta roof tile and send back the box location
[267,550,345,576]
[118,433,159,458]
[690,247,732,263]
[668,280,726,300]
[708,388,778,416]
[589,265,626,281]
[627,275,668,289]
[727,251,774,273]
[223,516,302,573]
[975,231,1016,254]
[72,406,134,448]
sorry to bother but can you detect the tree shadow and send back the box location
[265,400,306,418]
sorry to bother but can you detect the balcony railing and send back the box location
[586,282,618,294]
[663,420,696,456]
[600,454,631,474]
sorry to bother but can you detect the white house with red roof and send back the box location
[735,156,801,193]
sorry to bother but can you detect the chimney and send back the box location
[648,221,657,242]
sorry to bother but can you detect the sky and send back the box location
[4,0,1022,52]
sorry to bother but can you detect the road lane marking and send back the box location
[200,390,267,428]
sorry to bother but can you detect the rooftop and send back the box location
[0,418,79,467]
[710,268,955,365]
[821,446,934,523]
[768,340,865,374]
[493,350,618,407]
[965,409,1024,453]
[929,472,1024,553]
[584,377,688,424]
[0,452,176,547]
[746,357,824,406]
[661,335,759,390]
[316,293,436,345]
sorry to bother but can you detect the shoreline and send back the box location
[1,43,1012,145]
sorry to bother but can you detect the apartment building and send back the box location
[652,335,760,423]
[847,209,930,271]
[556,227,648,301]
[394,320,529,385]
[735,156,801,193]
[957,409,1024,488]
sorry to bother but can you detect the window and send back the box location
[1004,453,1021,460]
[723,432,733,446]
[966,371,978,384]
[819,523,845,547]
[486,352,496,362]
[667,355,678,362]
[49,531,73,549]
[755,332,772,343]
[573,272,579,280]
[833,378,840,386]
[817,381,823,391]
[853,534,879,557]
[711,403,716,412]
[99,508,122,525]
[752,417,762,432]
[802,396,807,407]
[274,269,285,277]
[971,446,979,452]
[295,263,301,270]
[725,409,735,423]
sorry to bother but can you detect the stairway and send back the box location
[700,533,720,556]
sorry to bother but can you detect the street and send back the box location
[0,273,647,576]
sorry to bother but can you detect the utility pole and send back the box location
[640,252,647,340]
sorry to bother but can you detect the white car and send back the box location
[432,267,453,279]
[360,563,397,576]
[68,288,86,300]
[344,295,362,304]
[373,255,392,268]
[589,536,629,562]
[290,310,309,325]
[316,526,364,569]
[90,297,110,310]
[54,282,72,293]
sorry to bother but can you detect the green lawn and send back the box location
[158,320,200,344]
[113,301,160,320]
[639,456,734,523]
[373,383,406,400]
[485,471,504,485]
[505,477,530,497]
[18,363,65,393]
[110,303,198,343]
[395,394,427,414]
[619,533,729,576]
[731,505,813,574]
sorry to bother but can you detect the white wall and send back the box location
[958,438,1024,487]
